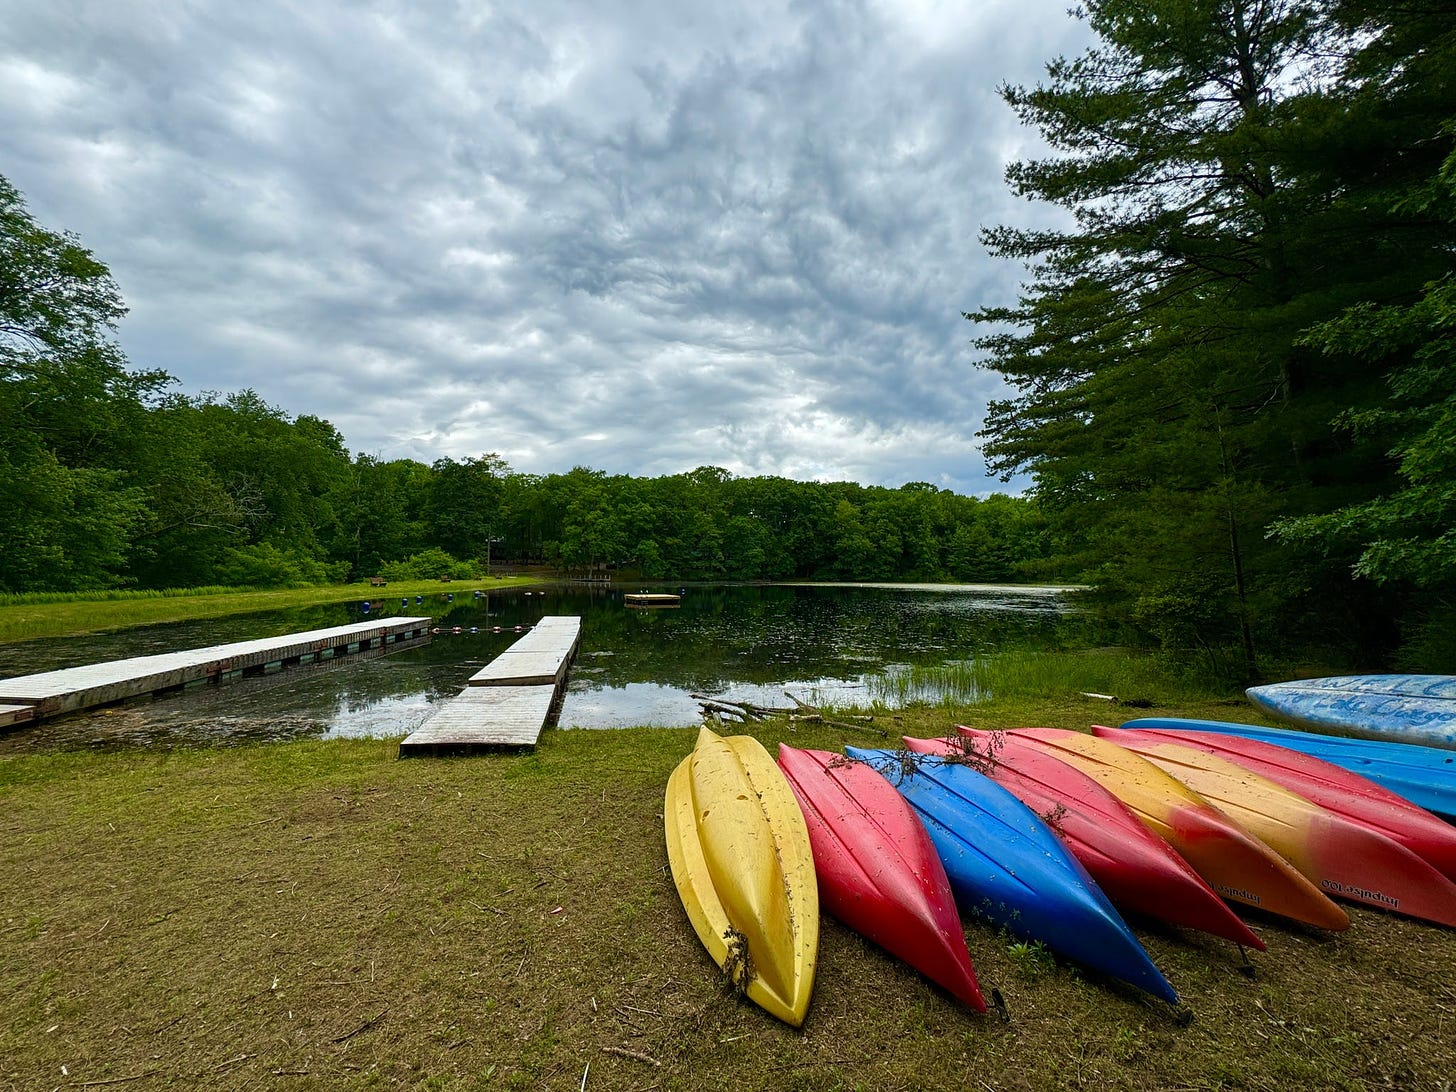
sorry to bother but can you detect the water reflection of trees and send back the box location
[2,585,1076,750]
[430,585,1071,690]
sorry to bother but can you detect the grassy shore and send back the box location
[0,577,536,644]
[3,692,1453,1091]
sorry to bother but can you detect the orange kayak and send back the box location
[984,728,1349,931]
[1094,729,1456,928]
[1100,721,1456,882]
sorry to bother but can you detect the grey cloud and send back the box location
[0,0,1091,495]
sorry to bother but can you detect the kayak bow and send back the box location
[778,745,986,1010]
[664,728,819,1025]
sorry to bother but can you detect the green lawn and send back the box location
[0,577,536,644]
[3,694,1452,1091]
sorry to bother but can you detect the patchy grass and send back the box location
[3,696,1454,1091]
[0,578,535,644]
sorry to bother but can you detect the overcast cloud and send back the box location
[1,0,1090,495]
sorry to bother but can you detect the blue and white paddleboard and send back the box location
[1246,675,1456,750]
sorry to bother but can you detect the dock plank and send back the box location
[0,704,35,728]
[507,630,581,653]
[0,618,432,719]
[401,615,581,754]
[467,617,580,686]
[467,649,574,686]
[398,685,557,752]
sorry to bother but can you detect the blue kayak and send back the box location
[1120,717,1456,821]
[1246,675,1456,749]
[845,747,1179,1005]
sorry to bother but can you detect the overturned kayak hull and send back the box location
[778,745,986,1011]
[664,728,818,1026]
[1120,716,1456,821]
[846,746,1179,1005]
[1247,675,1456,749]
[932,730,1264,950]
[992,728,1349,931]
[1095,729,1456,929]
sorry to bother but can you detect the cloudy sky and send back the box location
[2,0,1091,495]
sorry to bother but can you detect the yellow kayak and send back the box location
[664,728,819,1026]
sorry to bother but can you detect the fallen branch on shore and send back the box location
[690,694,800,719]
[695,698,762,722]
[694,691,888,737]
[785,691,889,737]
[601,1045,662,1067]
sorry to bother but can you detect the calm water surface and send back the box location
[0,583,1072,753]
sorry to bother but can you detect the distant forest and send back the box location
[0,175,1053,593]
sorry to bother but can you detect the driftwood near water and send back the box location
[1079,691,1154,709]
[695,691,888,737]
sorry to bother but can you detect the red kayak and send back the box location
[984,728,1350,931]
[777,745,987,1011]
[916,733,1264,950]
[1094,724,1456,884]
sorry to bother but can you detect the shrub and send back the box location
[378,548,479,582]
[213,544,350,588]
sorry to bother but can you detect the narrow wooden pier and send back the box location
[466,615,583,687]
[399,616,581,754]
[0,617,433,723]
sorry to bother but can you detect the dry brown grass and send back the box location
[2,700,1454,1091]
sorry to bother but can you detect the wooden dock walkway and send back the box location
[0,617,433,723]
[466,615,582,687]
[399,616,581,754]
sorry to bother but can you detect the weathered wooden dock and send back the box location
[0,703,35,729]
[0,617,433,723]
[399,616,581,754]
[466,615,582,686]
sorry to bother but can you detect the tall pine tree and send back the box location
[1270,0,1456,665]
[970,0,1456,675]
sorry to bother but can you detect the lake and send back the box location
[0,582,1074,753]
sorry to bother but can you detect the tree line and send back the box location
[971,0,1456,674]
[0,179,1054,592]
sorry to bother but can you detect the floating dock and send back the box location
[466,615,582,686]
[0,617,433,723]
[399,616,581,754]
[0,704,35,729]
[624,592,680,607]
